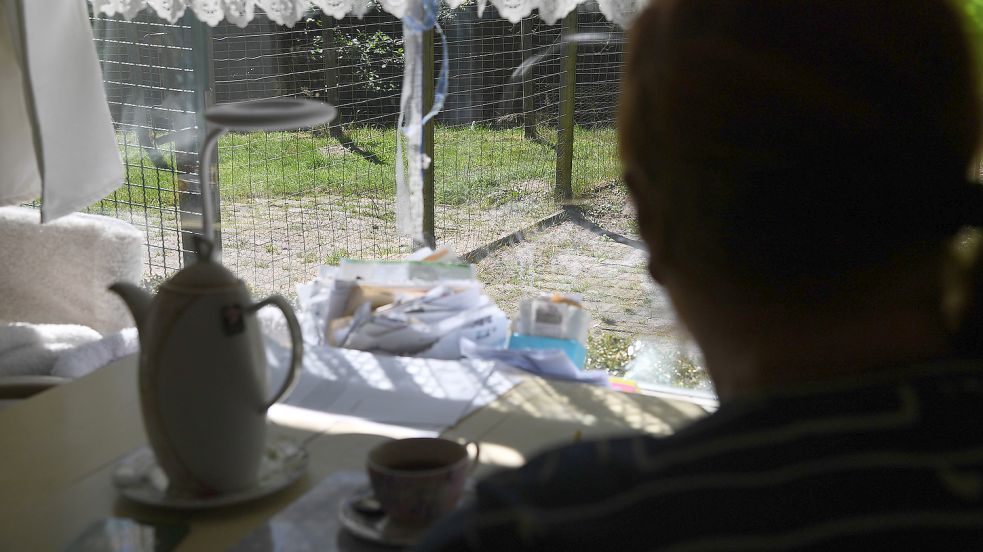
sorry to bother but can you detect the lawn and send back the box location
[103,125,620,209]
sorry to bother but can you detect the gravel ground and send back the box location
[124,178,561,296]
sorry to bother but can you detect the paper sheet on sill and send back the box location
[267,341,521,432]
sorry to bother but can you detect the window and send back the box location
[87,4,713,393]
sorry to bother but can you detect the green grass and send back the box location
[322,248,353,266]
[95,137,181,211]
[98,126,620,210]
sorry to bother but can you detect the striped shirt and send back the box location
[414,359,983,550]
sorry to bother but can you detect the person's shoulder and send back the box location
[413,359,983,551]
[477,356,983,501]
[476,404,756,510]
[417,411,763,551]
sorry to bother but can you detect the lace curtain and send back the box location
[88,0,644,27]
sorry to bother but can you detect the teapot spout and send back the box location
[109,282,152,334]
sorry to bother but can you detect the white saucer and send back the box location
[112,439,307,510]
[338,481,475,547]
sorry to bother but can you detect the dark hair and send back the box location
[620,0,983,349]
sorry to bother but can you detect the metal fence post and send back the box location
[181,16,218,263]
[422,27,436,247]
[521,17,538,141]
[555,9,577,202]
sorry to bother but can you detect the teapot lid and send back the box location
[163,237,241,291]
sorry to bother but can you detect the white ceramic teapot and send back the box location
[110,237,302,495]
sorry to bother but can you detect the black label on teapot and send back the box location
[222,304,245,335]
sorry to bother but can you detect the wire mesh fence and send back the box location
[88,11,200,285]
[432,9,624,254]
[79,3,709,388]
[210,12,405,296]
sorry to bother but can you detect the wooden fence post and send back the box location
[555,9,577,202]
[422,27,436,247]
[521,17,538,140]
[322,13,350,143]
[181,16,218,264]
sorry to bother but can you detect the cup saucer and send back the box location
[338,481,475,547]
[112,438,307,510]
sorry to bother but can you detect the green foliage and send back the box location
[299,16,403,93]
[964,0,983,32]
[295,13,405,94]
[960,0,983,79]
[322,248,354,266]
[587,333,635,376]
[334,29,405,93]
[666,353,713,391]
[300,2,469,93]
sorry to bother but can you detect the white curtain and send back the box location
[89,0,644,27]
[0,0,123,222]
[0,2,38,208]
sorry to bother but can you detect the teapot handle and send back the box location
[248,295,303,411]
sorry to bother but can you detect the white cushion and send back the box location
[0,206,143,334]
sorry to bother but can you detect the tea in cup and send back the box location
[366,437,479,526]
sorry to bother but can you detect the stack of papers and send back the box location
[296,249,509,360]
[462,340,609,387]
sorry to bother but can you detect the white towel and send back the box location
[0,206,144,334]
[0,322,102,376]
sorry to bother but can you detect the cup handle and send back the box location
[248,294,303,411]
[464,440,481,474]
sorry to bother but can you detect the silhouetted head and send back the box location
[621,0,983,357]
